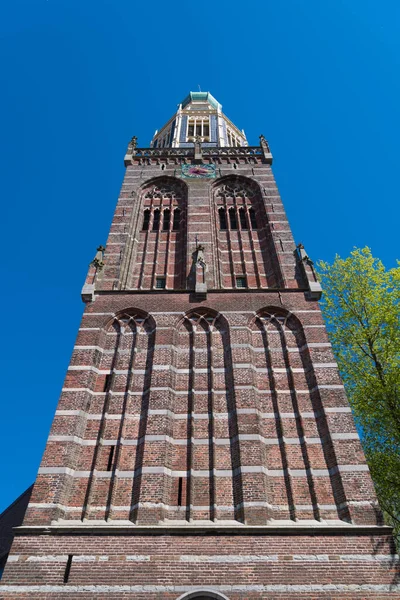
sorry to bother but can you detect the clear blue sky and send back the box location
[1,0,400,512]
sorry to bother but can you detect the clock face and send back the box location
[182,164,216,179]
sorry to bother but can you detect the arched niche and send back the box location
[248,306,351,524]
[79,307,156,523]
[167,307,244,524]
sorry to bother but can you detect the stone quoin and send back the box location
[1,91,399,599]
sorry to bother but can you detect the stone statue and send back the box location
[194,134,202,164]
[91,245,105,270]
[259,134,270,152]
[193,242,207,298]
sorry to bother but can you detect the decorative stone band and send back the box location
[37,464,370,478]
[55,405,352,418]
[66,363,338,374]
[56,385,351,400]
[47,432,360,446]
[27,499,377,514]
[8,553,399,563]
[1,584,400,594]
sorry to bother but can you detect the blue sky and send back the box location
[1,0,400,512]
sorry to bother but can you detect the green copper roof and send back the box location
[181,91,221,110]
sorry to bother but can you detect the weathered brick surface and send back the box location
[1,532,400,598]
[2,148,399,597]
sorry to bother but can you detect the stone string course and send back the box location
[2,154,399,598]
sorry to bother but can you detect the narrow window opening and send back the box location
[163,209,171,231]
[239,208,248,230]
[161,163,165,171]
[104,374,112,392]
[107,446,115,471]
[64,555,73,584]
[229,208,238,230]
[152,209,160,231]
[156,277,166,289]
[188,123,195,137]
[249,207,257,229]
[142,210,150,231]
[236,276,247,288]
[219,208,227,230]
[172,208,180,231]
[178,477,183,506]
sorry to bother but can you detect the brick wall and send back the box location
[0,486,32,576]
[2,151,399,597]
[2,530,399,598]
[19,292,381,528]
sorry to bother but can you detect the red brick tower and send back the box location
[2,92,399,599]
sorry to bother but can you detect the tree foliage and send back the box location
[318,247,400,538]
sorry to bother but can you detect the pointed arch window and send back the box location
[152,209,160,231]
[142,209,150,231]
[134,179,188,290]
[173,208,180,231]
[163,208,171,231]
[249,207,257,229]
[239,207,248,230]
[229,207,238,230]
[219,208,227,230]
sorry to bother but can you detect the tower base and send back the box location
[2,525,400,598]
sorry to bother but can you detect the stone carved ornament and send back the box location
[144,185,182,200]
[216,183,255,198]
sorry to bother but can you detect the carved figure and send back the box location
[90,245,105,270]
[259,134,270,152]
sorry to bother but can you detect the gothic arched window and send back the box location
[219,208,227,230]
[152,209,160,231]
[249,207,257,229]
[173,208,180,231]
[214,177,282,288]
[239,207,248,229]
[142,209,150,231]
[128,177,187,290]
[229,207,237,230]
[163,208,170,231]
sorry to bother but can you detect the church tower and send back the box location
[2,92,399,598]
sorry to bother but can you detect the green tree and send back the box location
[318,247,400,540]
